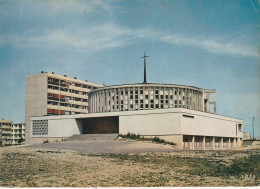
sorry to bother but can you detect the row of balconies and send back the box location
[48,81,99,93]
[47,88,90,99]
[47,94,88,103]
[47,104,88,111]
[47,101,88,108]
[48,78,99,90]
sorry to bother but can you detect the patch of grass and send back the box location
[119,133,176,146]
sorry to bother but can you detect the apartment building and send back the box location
[11,123,25,145]
[0,119,12,146]
[25,71,104,143]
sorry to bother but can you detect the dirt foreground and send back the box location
[0,140,259,187]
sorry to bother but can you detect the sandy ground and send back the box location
[28,138,177,153]
[0,139,259,187]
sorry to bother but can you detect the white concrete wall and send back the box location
[179,109,243,138]
[31,118,82,138]
[180,115,243,138]
[119,113,181,135]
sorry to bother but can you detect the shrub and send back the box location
[119,133,176,146]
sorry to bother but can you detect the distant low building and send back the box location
[0,120,26,146]
[243,132,251,140]
[11,122,26,145]
[0,119,12,146]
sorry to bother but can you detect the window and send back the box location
[183,114,194,119]
[145,104,148,108]
[145,95,148,99]
[150,99,154,103]
[238,124,242,132]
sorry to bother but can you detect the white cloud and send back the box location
[160,34,259,58]
[31,0,115,17]
[0,22,259,58]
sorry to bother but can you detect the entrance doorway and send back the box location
[81,116,119,134]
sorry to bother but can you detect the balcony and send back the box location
[1,125,11,129]
[2,136,12,140]
[2,130,12,134]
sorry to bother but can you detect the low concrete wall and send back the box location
[30,137,67,144]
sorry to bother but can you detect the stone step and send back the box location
[67,134,118,141]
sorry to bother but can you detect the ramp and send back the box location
[67,134,118,141]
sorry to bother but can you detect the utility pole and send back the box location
[253,117,255,140]
[140,52,149,84]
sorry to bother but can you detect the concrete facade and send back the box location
[30,108,243,149]
[88,84,216,114]
[25,72,103,143]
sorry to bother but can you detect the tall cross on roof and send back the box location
[140,52,149,84]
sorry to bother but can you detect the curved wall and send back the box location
[89,83,204,113]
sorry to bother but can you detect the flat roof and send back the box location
[90,83,214,93]
[31,108,243,123]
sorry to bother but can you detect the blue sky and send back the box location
[0,0,259,137]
